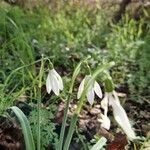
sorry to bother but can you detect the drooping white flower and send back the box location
[101,93,108,116]
[46,69,63,96]
[77,75,102,105]
[98,114,110,130]
[101,91,136,140]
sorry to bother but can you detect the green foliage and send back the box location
[107,14,144,64]
[0,7,36,67]
[31,4,109,68]
[106,14,150,98]
[0,90,13,114]
[10,106,35,150]
[29,105,58,150]
[0,4,109,92]
[0,7,37,93]
[128,36,150,97]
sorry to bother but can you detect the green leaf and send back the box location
[9,106,35,150]
[90,137,107,150]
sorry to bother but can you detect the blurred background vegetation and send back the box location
[0,0,149,100]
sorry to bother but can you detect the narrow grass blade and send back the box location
[90,137,107,150]
[9,106,35,150]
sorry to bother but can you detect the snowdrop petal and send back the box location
[94,81,102,98]
[77,77,85,99]
[87,87,95,105]
[46,73,52,94]
[52,69,63,90]
[108,93,115,106]
[111,97,136,140]
[101,94,108,116]
[113,91,120,103]
[50,74,60,96]
[99,114,110,130]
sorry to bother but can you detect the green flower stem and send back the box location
[37,55,44,150]
[39,55,44,88]
[58,57,90,150]
[47,59,54,70]
[63,90,86,150]
[37,93,41,150]
[75,95,85,115]
[62,114,78,150]
[57,93,72,150]
[85,61,91,75]
[63,97,84,150]
[63,61,115,150]
[57,60,84,150]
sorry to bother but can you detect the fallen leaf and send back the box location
[106,133,128,150]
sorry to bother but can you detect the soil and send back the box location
[0,116,24,150]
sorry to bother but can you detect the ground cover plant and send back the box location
[0,0,150,150]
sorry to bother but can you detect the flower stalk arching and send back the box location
[57,57,90,150]
[40,57,64,150]
[37,56,58,150]
[47,59,54,70]
[63,61,115,150]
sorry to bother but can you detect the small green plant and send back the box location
[6,56,138,150]
[29,107,58,150]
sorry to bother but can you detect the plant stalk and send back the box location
[37,93,41,150]
[57,57,91,150]
[63,61,115,150]
[37,55,44,150]
[57,93,72,150]
[63,114,78,150]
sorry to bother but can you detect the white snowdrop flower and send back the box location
[77,75,102,105]
[46,69,63,96]
[101,91,136,140]
[101,93,109,116]
[98,114,110,130]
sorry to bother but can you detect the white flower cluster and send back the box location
[77,76,136,140]
[46,68,136,140]
[100,91,136,140]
